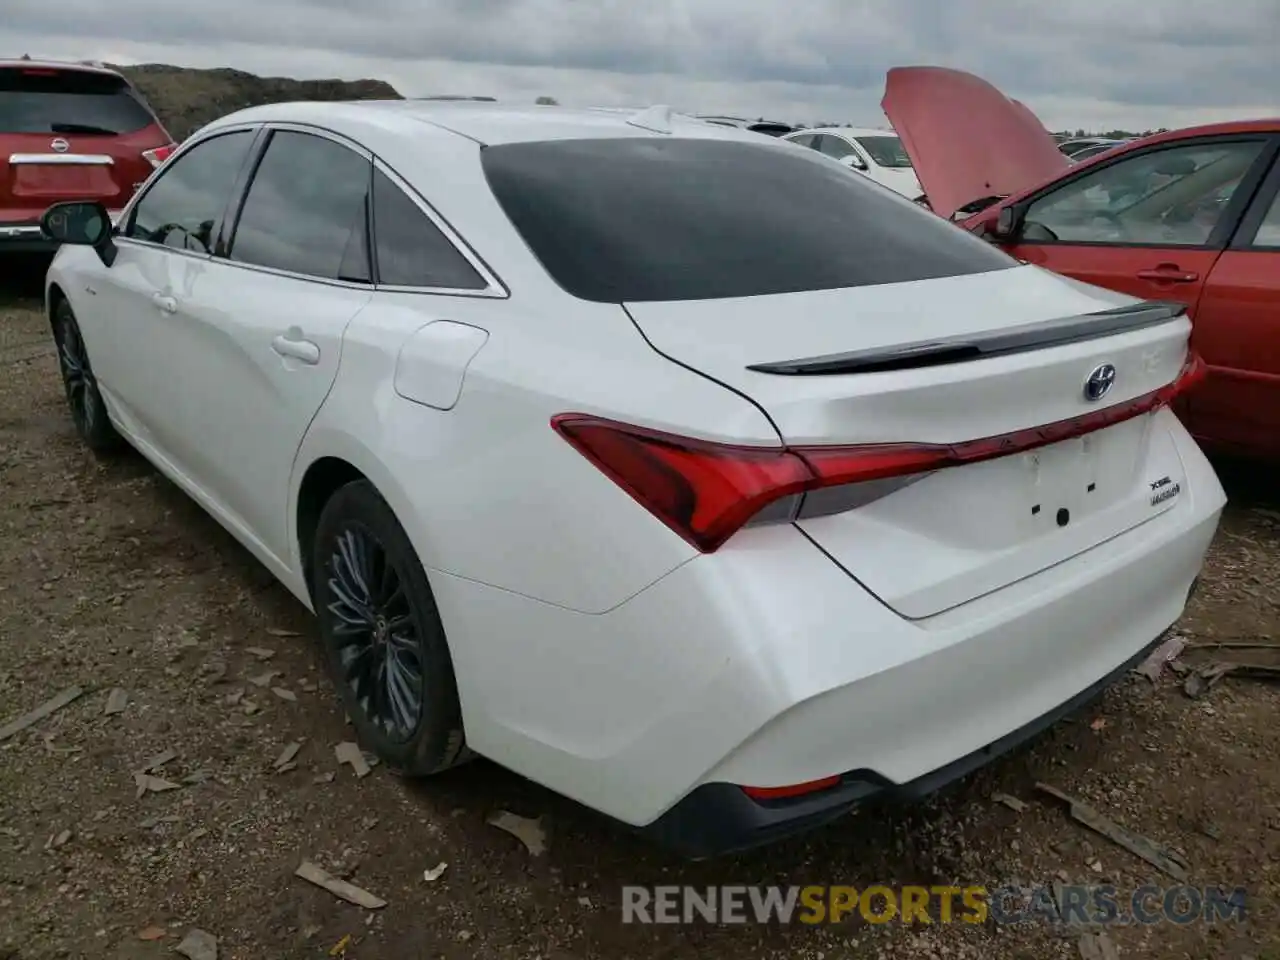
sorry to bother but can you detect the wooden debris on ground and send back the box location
[423,862,449,882]
[1036,782,1189,880]
[991,792,1028,813]
[274,741,303,771]
[103,687,129,716]
[136,925,167,941]
[1077,929,1120,960]
[487,810,548,856]
[245,647,276,660]
[0,686,85,741]
[295,860,387,909]
[1184,661,1280,699]
[175,927,218,960]
[334,741,370,778]
[266,627,301,637]
[134,772,183,799]
[1134,633,1187,682]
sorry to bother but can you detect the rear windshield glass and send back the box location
[856,135,913,168]
[0,68,155,135]
[482,138,1015,303]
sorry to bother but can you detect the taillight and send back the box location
[142,143,177,168]
[741,775,842,801]
[552,353,1206,553]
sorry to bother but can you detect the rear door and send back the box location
[1185,155,1280,457]
[0,65,170,222]
[170,127,374,561]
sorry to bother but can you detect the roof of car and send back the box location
[0,57,120,76]
[205,99,773,147]
[789,126,899,139]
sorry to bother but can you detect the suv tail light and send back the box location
[552,353,1205,553]
[142,143,178,168]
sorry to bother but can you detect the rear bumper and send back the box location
[0,222,55,253]
[425,414,1224,849]
[640,626,1172,857]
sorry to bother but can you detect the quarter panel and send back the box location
[296,291,779,615]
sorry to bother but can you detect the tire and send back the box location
[52,299,123,454]
[311,480,468,775]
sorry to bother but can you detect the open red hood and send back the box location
[882,66,1070,219]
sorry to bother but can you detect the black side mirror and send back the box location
[838,153,868,172]
[991,203,1027,242]
[40,200,117,266]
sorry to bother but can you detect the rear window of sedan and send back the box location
[481,136,1016,303]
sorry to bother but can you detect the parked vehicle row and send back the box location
[38,93,1223,856]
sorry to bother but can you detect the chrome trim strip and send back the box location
[8,153,115,166]
[0,224,43,239]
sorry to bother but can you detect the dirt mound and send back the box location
[114,64,403,141]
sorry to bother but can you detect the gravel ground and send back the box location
[1,258,1278,960]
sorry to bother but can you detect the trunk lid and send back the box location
[1,64,169,222]
[626,266,1194,618]
[881,66,1070,219]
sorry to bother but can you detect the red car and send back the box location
[885,67,1280,461]
[1,58,175,252]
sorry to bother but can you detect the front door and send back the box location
[87,129,259,461]
[1001,135,1278,435]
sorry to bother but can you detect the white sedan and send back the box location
[40,100,1223,857]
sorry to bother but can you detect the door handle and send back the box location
[151,293,178,314]
[1136,264,1199,283]
[271,334,320,365]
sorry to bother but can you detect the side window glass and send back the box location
[816,135,856,160]
[127,131,254,254]
[229,130,371,282]
[788,134,815,149]
[1023,141,1266,246]
[1250,187,1280,248]
[372,169,486,289]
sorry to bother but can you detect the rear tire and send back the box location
[52,299,122,454]
[311,480,468,775]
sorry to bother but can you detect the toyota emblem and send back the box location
[1083,363,1117,402]
[50,137,70,153]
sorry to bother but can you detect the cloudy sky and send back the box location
[10,0,1280,131]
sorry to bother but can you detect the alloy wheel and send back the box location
[324,525,425,742]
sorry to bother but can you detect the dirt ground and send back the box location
[1,258,1278,960]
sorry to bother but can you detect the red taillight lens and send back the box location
[553,353,1205,553]
[142,143,177,168]
[741,776,842,801]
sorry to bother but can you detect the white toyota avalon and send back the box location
[39,100,1223,857]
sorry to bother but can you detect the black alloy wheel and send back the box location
[312,480,467,774]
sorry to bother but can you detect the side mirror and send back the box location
[991,203,1027,242]
[40,200,117,266]
[838,154,868,172]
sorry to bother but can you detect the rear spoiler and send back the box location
[746,300,1188,376]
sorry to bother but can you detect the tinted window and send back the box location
[372,169,486,288]
[0,67,155,135]
[128,131,254,253]
[1024,141,1266,247]
[230,131,371,282]
[482,138,1015,303]
[786,133,815,149]
[856,135,912,168]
